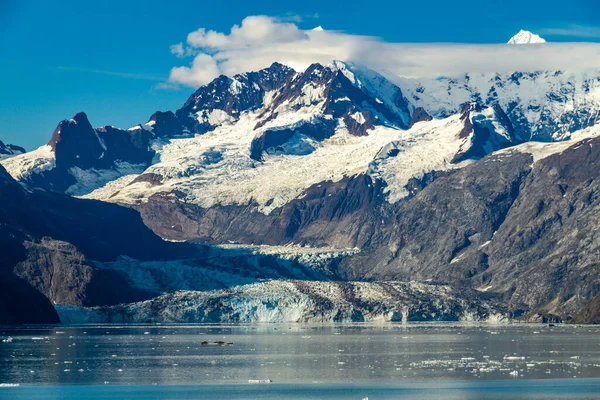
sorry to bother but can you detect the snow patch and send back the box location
[369,114,472,202]
[66,161,147,197]
[0,145,56,180]
[350,111,366,124]
[196,109,235,126]
[501,123,600,162]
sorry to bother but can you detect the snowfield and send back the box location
[504,123,600,162]
[1,145,55,180]
[82,111,474,212]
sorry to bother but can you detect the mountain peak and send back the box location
[507,30,546,44]
[0,140,25,159]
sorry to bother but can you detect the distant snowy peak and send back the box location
[397,70,600,142]
[0,140,25,160]
[507,30,546,44]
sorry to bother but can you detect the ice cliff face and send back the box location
[56,280,507,324]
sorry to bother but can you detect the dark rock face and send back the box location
[150,63,296,137]
[48,112,107,169]
[48,113,153,169]
[341,151,532,284]
[452,103,520,163]
[250,129,295,161]
[477,137,600,318]
[146,111,188,137]
[572,294,600,324]
[0,164,197,324]
[250,117,336,161]
[136,174,385,249]
[409,107,433,127]
[0,274,60,325]
[13,239,149,307]
[96,125,154,165]
[16,112,156,193]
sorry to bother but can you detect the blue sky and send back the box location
[1,0,599,150]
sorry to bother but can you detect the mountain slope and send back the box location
[0,162,199,323]
[2,112,154,194]
[340,125,600,320]
[4,60,600,323]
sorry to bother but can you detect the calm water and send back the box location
[1,323,600,399]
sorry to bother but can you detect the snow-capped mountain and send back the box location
[3,59,600,217]
[507,30,546,44]
[1,62,516,201]
[5,58,600,324]
[67,63,518,216]
[1,112,154,194]
[0,140,25,160]
[396,70,600,141]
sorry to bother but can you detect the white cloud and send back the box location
[167,15,600,88]
[57,66,163,81]
[168,53,220,86]
[186,16,309,50]
[170,42,185,58]
[541,25,600,39]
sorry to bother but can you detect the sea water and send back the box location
[1,323,600,399]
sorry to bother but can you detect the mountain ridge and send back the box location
[3,59,600,324]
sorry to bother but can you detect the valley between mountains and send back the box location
[3,39,600,324]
